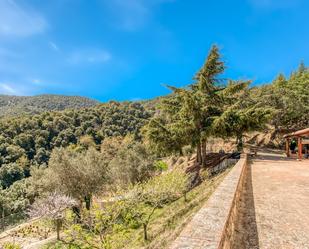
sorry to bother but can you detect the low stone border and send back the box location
[210,158,238,175]
[169,154,248,249]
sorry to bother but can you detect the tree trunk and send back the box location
[1,206,4,230]
[56,219,61,240]
[179,148,183,156]
[184,192,187,202]
[196,142,202,164]
[143,223,148,241]
[72,201,82,223]
[85,195,92,210]
[201,139,207,168]
[237,134,243,152]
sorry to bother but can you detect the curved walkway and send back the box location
[234,151,309,249]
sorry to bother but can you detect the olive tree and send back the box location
[109,140,156,187]
[47,147,110,212]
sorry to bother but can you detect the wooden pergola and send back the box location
[284,128,309,160]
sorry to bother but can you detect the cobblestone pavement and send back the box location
[235,152,309,249]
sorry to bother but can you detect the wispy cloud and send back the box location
[49,41,59,52]
[67,49,111,65]
[31,78,43,86]
[0,0,47,37]
[29,78,69,88]
[0,83,21,95]
[103,0,175,31]
[0,78,77,96]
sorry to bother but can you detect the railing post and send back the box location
[298,137,302,160]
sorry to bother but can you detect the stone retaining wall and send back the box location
[210,158,238,175]
[169,154,248,249]
[218,154,248,249]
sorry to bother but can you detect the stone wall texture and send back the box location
[169,154,248,249]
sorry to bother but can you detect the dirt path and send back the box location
[234,151,309,249]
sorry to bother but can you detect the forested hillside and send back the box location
[0,101,151,223]
[0,46,308,249]
[0,101,150,186]
[0,94,99,117]
[250,63,309,130]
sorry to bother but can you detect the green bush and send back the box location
[182,145,194,156]
[44,241,80,249]
[154,160,168,171]
[3,242,22,249]
[200,169,211,181]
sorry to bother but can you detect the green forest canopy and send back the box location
[0,48,308,220]
[0,94,99,117]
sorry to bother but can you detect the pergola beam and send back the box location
[298,137,303,160]
[284,128,309,138]
[284,127,309,160]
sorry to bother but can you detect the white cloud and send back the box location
[49,41,59,52]
[31,78,42,85]
[29,78,66,88]
[0,83,20,95]
[0,0,47,37]
[67,49,111,65]
[103,0,175,31]
[109,0,149,31]
[0,78,75,96]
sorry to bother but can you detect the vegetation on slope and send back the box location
[44,169,228,249]
[0,94,99,117]
[0,44,308,248]
[250,62,309,131]
[143,45,272,164]
[0,102,151,219]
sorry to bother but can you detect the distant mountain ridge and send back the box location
[0,94,100,116]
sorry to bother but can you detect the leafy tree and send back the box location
[100,136,124,161]
[109,138,156,187]
[212,80,272,151]
[79,135,96,149]
[1,242,22,249]
[47,147,110,211]
[63,201,128,249]
[143,115,187,156]
[0,163,24,189]
[0,94,99,117]
[251,62,309,131]
[144,45,247,165]
[0,178,35,217]
[273,73,287,88]
[126,170,189,240]
[213,106,272,151]
[0,101,150,190]
[28,192,77,240]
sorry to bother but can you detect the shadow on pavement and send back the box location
[232,161,259,249]
[254,154,293,162]
[245,162,260,248]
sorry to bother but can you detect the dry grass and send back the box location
[26,167,231,249]
[122,168,231,249]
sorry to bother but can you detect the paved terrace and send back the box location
[170,150,309,249]
[235,151,309,249]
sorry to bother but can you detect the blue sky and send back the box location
[0,0,308,101]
